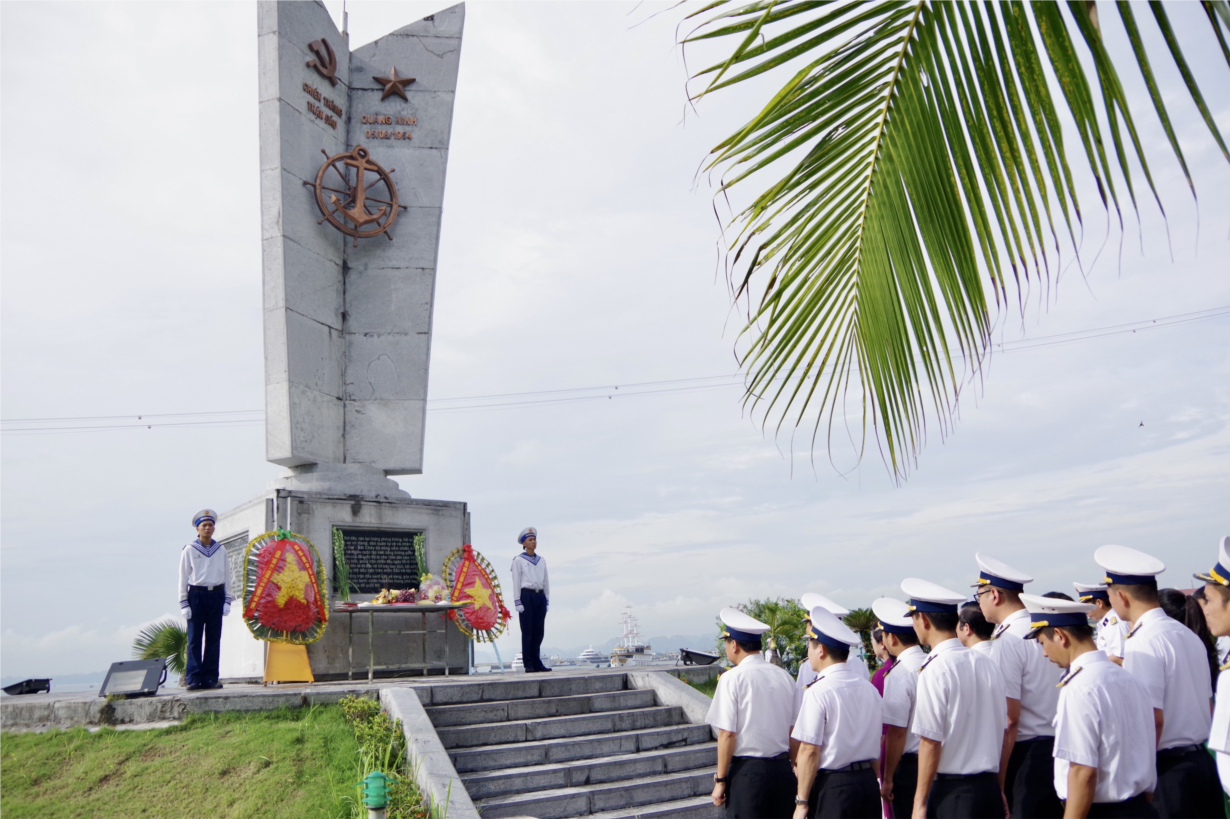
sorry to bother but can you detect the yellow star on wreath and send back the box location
[273,553,311,607]
[463,579,492,610]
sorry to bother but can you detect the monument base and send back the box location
[214,478,471,681]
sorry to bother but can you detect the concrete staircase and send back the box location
[424,673,722,819]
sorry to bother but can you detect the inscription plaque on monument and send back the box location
[337,528,420,593]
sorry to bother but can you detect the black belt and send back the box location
[733,752,790,761]
[189,584,225,592]
[1157,743,1203,756]
[822,760,875,773]
[935,771,996,780]
[520,588,545,595]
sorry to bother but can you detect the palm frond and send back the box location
[132,618,189,675]
[685,0,1230,478]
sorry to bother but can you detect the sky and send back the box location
[2,1,1228,678]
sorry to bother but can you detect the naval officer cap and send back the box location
[901,578,966,614]
[719,608,770,644]
[518,527,538,544]
[1020,593,1096,640]
[973,552,1033,592]
[1073,581,1110,604]
[800,592,850,617]
[1094,544,1165,586]
[1194,536,1230,587]
[871,597,916,636]
[193,509,217,527]
[806,606,862,648]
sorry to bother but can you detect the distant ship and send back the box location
[610,609,654,666]
[577,646,608,666]
[511,652,524,672]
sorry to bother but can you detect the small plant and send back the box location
[333,528,353,601]
[132,619,188,676]
[338,696,435,819]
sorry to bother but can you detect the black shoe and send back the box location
[209,682,224,689]
[538,666,552,672]
[186,683,203,691]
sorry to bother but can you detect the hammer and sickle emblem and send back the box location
[306,38,339,86]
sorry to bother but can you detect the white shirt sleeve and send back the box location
[992,637,1025,700]
[178,547,191,609]
[510,557,523,603]
[224,549,234,605]
[882,668,913,728]
[1052,689,1100,768]
[1124,642,1166,711]
[911,665,949,743]
[542,558,549,602]
[790,686,828,747]
[706,671,740,734]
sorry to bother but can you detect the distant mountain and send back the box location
[475,634,719,663]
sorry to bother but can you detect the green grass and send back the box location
[1,706,364,819]
[686,676,718,698]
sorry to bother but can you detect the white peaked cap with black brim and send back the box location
[973,552,1034,592]
[720,607,770,643]
[1073,581,1110,604]
[806,606,861,648]
[901,578,966,614]
[1194,536,1230,587]
[1094,544,1165,586]
[1020,593,1096,640]
[800,592,850,617]
[872,597,916,636]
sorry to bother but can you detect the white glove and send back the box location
[183,606,192,620]
[515,602,525,613]
[222,602,231,617]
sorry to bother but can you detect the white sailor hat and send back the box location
[1194,536,1230,587]
[719,608,770,643]
[800,592,850,617]
[1094,544,1165,586]
[193,509,217,527]
[973,552,1033,592]
[518,527,538,544]
[871,597,916,636]
[1020,593,1096,639]
[1072,581,1110,604]
[901,578,966,614]
[805,606,862,648]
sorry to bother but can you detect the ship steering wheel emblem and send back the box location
[307,145,407,246]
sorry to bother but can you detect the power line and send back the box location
[4,306,1226,434]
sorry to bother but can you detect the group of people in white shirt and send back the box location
[704,539,1230,819]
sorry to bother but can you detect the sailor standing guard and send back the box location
[706,608,797,818]
[1095,544,1219,818]
[901,578,1007,819]
[1073,581,1129,664]
[178,509,233,691]
[1020,593,1158,818]
[972,553,1064,818]
[790,606,882,819]
[796,593,872,688]
[510,527,551,673]
[871,597,927,817]
[1193,536,1230,797]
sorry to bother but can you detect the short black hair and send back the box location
[808,638,850,661]
[912,610,959,632]
[1112,582,1159,604]
[959,602,994,640]
[1040,623,1094,642]
[890,628,920,646]
[726,637,762,653]
[1042,591,1074,601]
[872,628,884,644]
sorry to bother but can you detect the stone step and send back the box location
[437,705,686,749]
[474,769,715,819]
[462,743,717,799]
[585,795,725,819]
[426,672,627,706]
[450,723,715,772]
[426,689,657,727]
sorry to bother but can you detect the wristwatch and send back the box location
[794,796,808,806]
[714,774,729,783]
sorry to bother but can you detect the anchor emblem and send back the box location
[305,146,408,246]
[306,38,339,86]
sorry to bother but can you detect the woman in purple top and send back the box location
[869,628,895,818]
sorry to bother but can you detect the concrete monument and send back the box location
[216,1,471,680]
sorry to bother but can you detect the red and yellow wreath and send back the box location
[242,530,329,644]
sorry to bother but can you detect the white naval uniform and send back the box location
[987,608,1062,741]
[970,640,994,658]
[881,645,926,755]
[509,552,549,605]
[1051,650,1156,803]
[706,654,798,757]
[178,538,233,613]
[1122,606,1213,750]
[1211,663,1230,795]
[791,662,882,769]
[797,653,870,690]
[911,638,1007,774]
[1095,611,1129,659]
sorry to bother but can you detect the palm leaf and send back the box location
[685,0,1230,478]
[132,618,189,675]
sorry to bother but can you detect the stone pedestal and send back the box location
[215,483,471,681]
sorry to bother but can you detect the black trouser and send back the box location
[726,753,795,818]
[1153,745,1222,818]
[185,585,224,687]
[890,752,919,817]
[518,588,547,671]
[926,772,1001,819]
[1005,736,1062,818]
[1086,793,1158,819]
[808,763,880,819]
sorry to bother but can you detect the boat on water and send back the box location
[511,652,524,672]
[611,609,656,667]
[576,646,608,666]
